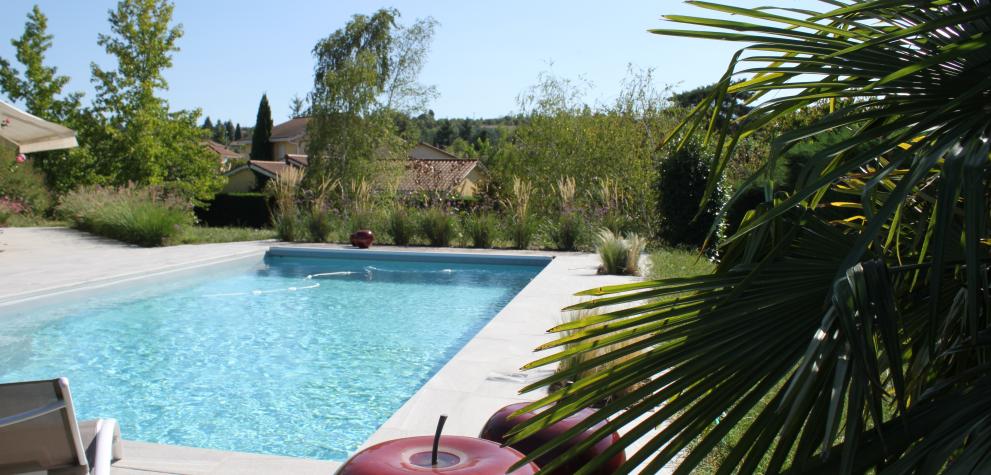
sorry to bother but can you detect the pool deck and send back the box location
[0,227,671,474]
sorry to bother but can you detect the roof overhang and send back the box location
[0,100,78,153]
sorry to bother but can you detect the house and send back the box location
[270,117,309,159]
[227,117,309,158]
[223,115,483,196]
[202,140,242,172]
[221,158,299,193]
[398,143,485,197]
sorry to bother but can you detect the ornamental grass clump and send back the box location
[554,305,649,403]
[305,176,337,243]
[463,212,499,248]
[420,207,457,247]
[503,177,537,249]
[549,212,585,251]
[595,228,646,275]
[57,184,192,246]
[265,167,305,241]
[548,177,585,251]
[386,207,416,246]
[273,213,307,242]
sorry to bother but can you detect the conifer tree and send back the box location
[250,94,273,161]
[234,123,242,141]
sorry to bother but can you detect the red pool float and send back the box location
[479,402,625,474]
[338,435,539,474]
[350,230,374,248]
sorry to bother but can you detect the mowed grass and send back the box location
[647,247,716,280]
[170,226,276,245]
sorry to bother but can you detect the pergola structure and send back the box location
[0,99,77,153]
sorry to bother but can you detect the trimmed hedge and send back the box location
[195,192,272,228]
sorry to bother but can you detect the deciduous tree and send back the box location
[306,8,436,184]
[88,0,222,200]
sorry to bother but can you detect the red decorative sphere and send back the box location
[479,403,625,475]
[338,435,539,474]
[350,229,374,248]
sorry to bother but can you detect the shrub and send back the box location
[464,212,499,248]
[598,211,630,236]
[0,154,51,215]
[386,207,416,246]
[0,197,27,226]
[548,212,584,251]
[347,210,379,233]
[57,184,193,246]
[0,199,15,226]
[420,208,457,247]
[654,136,726,248]
[595,228,646,275]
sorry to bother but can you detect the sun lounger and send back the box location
[0,377,121,474]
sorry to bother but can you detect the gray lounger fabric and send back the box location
[0,378,121,475]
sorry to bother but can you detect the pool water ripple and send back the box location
[0,256,543,460]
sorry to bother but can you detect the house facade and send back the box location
[269,117,309,159]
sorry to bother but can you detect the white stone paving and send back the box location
[0,228,673,474]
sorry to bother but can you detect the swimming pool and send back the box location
[0,249,548,460]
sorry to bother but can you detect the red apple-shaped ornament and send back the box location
[479,403,625,475]
[338,435,539,474]
[350,229,374,248]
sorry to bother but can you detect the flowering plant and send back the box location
[0,196,27,214]
[0,117,10,128]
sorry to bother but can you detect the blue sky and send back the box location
[0,1,812,126]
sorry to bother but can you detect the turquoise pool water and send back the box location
[0,253,545,460]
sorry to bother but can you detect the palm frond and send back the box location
[512,1,991,473]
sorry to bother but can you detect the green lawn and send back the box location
[2,214,68,227]
[647,247,716,280]
[169,226,276,245]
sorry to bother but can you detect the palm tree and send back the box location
[509,2,991,474]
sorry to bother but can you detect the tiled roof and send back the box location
[203,140,241,159]
[285,154,308,167]
[249,160,290,178]
[270,117,309,142]
[398,159,478,193]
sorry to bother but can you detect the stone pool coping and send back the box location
[1,228,668,473]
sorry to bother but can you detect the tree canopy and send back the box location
[0,5,82,123]
[306,8,437,183]
[86,0,221,200]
